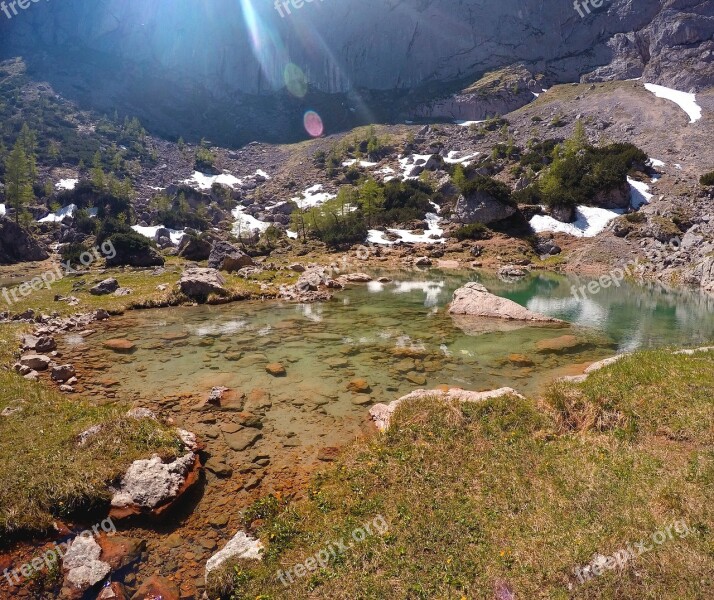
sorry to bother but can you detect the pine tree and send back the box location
[358,178,385,227]
[18,123,37,182]
[565,120,588,156]
[91,151,105,190]
[4,140,34,223]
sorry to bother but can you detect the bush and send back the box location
[461,175,514,206]
[700,171,714,186]
[195,147,216,171]
[453,222,492,241]
[625,212,646,223]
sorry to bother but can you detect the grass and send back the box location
[207,350,713,599]
[0,256,296,317]
[0,327,182,539]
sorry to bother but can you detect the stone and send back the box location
[449,282,563,323]
[317,447,340,461]
[208,241,255,272]
[205,531,263,581]
[179,267,227,300]
[97,582,130,599]
[414,256,432,266]
[0,216,49,263]
[62,535,111,593]
[289,263,306,272]
[103,339,137,353]
[347,378,371,394]
[129,576,180,600]
[51,364,76,383]
[339,272,373,283]
[406,372,427,385]
[20,354,51,371]
[265,363,286,377]
[178,234,212,261]
[90,278,120,296]
[584,354,627,373]
[508,354,534,367]
[224,430,262,452]
[452,191,517,225]
[110,452,200,518]
[498,265,530,280]
[96,535,146,571]
[535,335,581,353]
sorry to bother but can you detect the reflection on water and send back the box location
[66,271,714,416]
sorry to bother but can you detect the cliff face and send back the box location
[0,0,711,144]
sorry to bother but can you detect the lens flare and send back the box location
[303,110,324,137]
[284,63,308,98]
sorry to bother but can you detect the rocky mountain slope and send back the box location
[0,0,711,144]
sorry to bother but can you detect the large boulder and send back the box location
[208,241,255,272]
[178,234,212,261]
[452,192,517,225]
[90,278,120,296]
[449,282,564,324]
[0,217,49,264]
[179,267,227,300]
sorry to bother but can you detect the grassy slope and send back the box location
[0,325,181,538]
[210,350,713,599]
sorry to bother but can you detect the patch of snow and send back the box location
[56,178,78,191]
[88,208,99,218]
[132,224,186,245]
[149,186,166,191]
[368,211,446,245]
[286,230,298,239]
[644,83,702,123]
[529,206,625,238]
[647,158,666,168]
[444,150,480,165]
[398,154,434,180]
[232,206,271,235]
[0,204,5,217]
[675,163,683,170]
[184,171,242,190]
[291,184,336,209]
[255,169,270,179]
[456,120,485,127]
[628,177,653,208]
[39,204,77,223]
[532,92,540,98]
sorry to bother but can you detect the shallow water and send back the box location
[66,270,714,416]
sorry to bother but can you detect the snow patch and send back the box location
[56,178,78,191]
[529,206,625,238]
[291,184,336,209]
[644,83,702,123]
[647,158,666,168]
[455,120,485,127]
[232,206,271,235]
[444,150,480,166]
[131,225,186,245]
[0,204,5,217]
[39,204,77,223]
[628,177,653,208]
[184,171,242,190]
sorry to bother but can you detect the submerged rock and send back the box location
[61,535,111,596]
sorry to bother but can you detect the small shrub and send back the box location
[700,171,714,186]
[625,212,646,223]
[453,222,492,241]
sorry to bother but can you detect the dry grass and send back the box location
[207,350,713,599]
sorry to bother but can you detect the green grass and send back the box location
[208,350,713,599]
[0,257,295,317]
[0,329,181,538]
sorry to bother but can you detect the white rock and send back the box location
[111,453,196,510]
[62,535,111,590]
[205,531,263,581]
